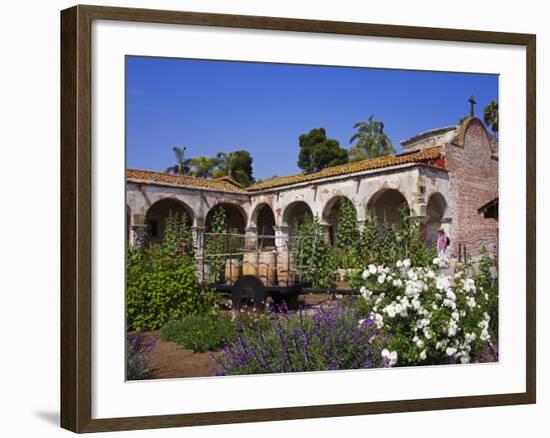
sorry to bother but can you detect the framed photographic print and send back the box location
[60,4,536,433]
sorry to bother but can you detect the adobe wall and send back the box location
[444,118,499,258]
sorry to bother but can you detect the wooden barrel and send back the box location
[258,250,277,286]
[277,251,296,286]
[224,258,241,285]
[242,252,258,276]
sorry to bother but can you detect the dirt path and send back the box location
[143,331,220,379]
[140,294,330,380]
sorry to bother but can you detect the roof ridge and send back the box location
[127,168,206,180]
[246,147,443,191]
[126,168,247,193]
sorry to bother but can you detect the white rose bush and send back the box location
[355,257,496,366]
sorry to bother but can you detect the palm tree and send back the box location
[165,146,191,175]
[213,151,251,186]
[188,156,220,178]
[483,100,499,138]
[349,115,395,161]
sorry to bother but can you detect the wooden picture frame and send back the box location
[60,4,536,433]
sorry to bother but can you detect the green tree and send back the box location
[335,198,359,250]
[292,216,337,288]
[349,116,395,161]
[483,100,499,137]
[188,156,220,178]
[297,128,349,173]
[213,150,254,186]
[165,146,192,175]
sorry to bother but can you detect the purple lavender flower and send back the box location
[216,300,384,375]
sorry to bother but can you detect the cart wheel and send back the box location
[232,275,266,311]
[271,291,299,309]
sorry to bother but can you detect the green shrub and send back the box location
[127,248,217,330]
[160,314,235,352]
[355,260,493,366]
[160,312,270,353]
[204,206,228,284]
[334,198,360,269]
[475,247,499,340]
[292,216,337,288]
[162,210,194,257]
[354,207,435,270]
[126,210,216,331]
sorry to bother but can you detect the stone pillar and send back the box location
[320,223,332,245]
[192,226,205,252]
[273,225,290,253]
[244,226,258,251]
[192,225,206,282]
[130,211,147,248]
[130,224,147,248]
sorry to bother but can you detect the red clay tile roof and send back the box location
[246,147,445,191]
[127,147,444,193]
[127,169,246,193]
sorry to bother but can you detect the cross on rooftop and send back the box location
[468,95,477,117]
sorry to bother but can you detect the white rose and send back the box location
[446,347,457,356]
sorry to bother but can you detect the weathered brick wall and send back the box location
[444,118,498,258]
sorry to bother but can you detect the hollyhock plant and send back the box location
[356,258,493,366]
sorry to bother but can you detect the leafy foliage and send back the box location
[215,301,385,375]
[161,312,270,353]
[213,150,254,186]
[126,211,216,330]
[356,259,494,366]
[205,206,229,284]
[165,146,192,175]
[474,247,498,340]
[188,156,221,178]
[332,198,360,269]
[162,210,194,257]
[161,314,235,352]
[483,100,499,137]
[335,198,359,249]
[297,128,349,173]
[349,115,395,161]
[355,208,434,268]
[292,216,337,288]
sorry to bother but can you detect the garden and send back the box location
[126,203,499,380]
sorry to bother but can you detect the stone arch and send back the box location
[367,188,409,229]
[205,202,247,235]
[425,192,447,247]
[453,116,492,147]
[281,200,313,235]
[145,198,194,244]
[250,203,276,248]
[322,196,357,247]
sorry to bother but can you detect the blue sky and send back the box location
[126,56,498,180]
